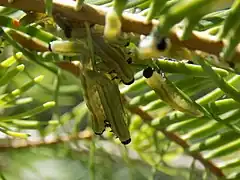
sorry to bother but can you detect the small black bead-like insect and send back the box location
[228,61,235,69]
[124,41,130,47]
[63,25,72,38]
[121,138,131,145]
[126,57,133,64]
[104,120,111,128]
[122,78,135,85]
[156,37,167,51]
[143,67,154,78]
[94,129,105,135]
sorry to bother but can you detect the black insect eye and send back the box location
[64,26,72,38]
[104,120,111,127]
[48,43,52,52]
[187,60,194,64]
[121,138,131,145]
[122,78,135,85]
[143,67,153,78]
[156,38,167,51]
[124,41,130,47]
[94,129,105,135]
[126,57,132,64]
[228,61,235,68]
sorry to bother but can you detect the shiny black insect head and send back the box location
[228,61,235,69]
[143,67,153,78]
[126,57,132,64]
[48,43,52,52]
[121,138,131,145]
[94,129,105,135]
[122,78,135,85]
[124,41,130,47]
[104,120,111,128]
[156,37,167,51]
[64,25,72,38]
[187,60,194,64]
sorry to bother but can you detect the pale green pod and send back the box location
[143,67,203,117]
[104,9,121,40]
[93,36,134,85]
[78,65,106,135]
[104,0,128,40]
[85,69,131,145]
[49,40,88,56]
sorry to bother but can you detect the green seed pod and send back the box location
[49,40,88,56]
[78,65,106,135]
[104,0,128,40]
[104,9,121,40]
[85,69,131,145]
[143,67,203,117]
[93,36,134,85]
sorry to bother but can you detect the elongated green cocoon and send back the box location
[79,66,106,135]
[151,75,240,130]
[104,9,121,40]
[104,0,128,40]
[93,36,134,85]
[0,52,23,68]
[143,68,203,117]
[49,40,88,56]
[85,69,131,145]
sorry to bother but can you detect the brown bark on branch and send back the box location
[0,130,92,150]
